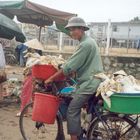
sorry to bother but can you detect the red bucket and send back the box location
[32,93,60,124]
[32,64,65,80]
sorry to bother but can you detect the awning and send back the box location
[0,0,77,29]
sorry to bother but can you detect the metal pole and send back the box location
[110,27,113,51]
[59,32,63,51]
[38,26,42,41]
[105,19,111,55]
[127,22,130,53]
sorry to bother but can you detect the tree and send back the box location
[131,17,140,21]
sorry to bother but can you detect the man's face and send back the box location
[69,27,84,40]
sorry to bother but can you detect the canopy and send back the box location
[0,0,76,28]
[0,13,26,42]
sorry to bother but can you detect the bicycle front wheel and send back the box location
[87,113,140,140]
[19,102,65,140]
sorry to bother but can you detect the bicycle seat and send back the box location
[60,86,75,94]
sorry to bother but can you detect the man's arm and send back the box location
[45,44,91,84]
[63,44,91,75]
[44,69,63,84]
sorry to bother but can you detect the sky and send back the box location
[30,0,140,22]
[2,0,140,22]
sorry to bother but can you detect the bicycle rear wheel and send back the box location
[19,102,65,140]
[87,113,140,140]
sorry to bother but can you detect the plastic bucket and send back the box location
[104,93,140,114]
[32,93,60,124]
[32,64,65,80]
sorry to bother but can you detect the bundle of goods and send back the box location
[95,70,140,110]
[24,53,65,69]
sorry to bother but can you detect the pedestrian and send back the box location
[15,44,27,67]
[0,41,6,100]
[45,17,103,140]
[0,41,6,68]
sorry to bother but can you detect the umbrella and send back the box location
[0,0,76,34]
[0,13,26,42]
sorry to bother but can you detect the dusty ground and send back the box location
[0,66,69,140]
[0,66,25,140]
[0,102,22,140]
[0,101,69,140]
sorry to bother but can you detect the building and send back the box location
[88,21,140,48]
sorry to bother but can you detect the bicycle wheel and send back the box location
[87,113,140,140]
[19,102,65,140]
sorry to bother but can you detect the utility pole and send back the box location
[127,22,131,53]
[105,19,111,55]
[59,32,63,51]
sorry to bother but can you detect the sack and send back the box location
[0,70,7,84]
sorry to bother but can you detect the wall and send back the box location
[102,55,140,79]
[44,51,140,79]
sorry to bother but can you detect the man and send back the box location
[15,44,27,67]
[45,17,103,140]
[0,41,6,100]
[0,41,6,69]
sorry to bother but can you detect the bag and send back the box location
[0,70,7,84]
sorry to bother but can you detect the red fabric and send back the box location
[20,75,33,112]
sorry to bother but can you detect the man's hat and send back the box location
[24,39,44,51]
[65,17,89,31]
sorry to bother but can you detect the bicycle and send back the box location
[19,80,140,140]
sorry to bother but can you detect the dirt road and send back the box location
[0,101,69,140]
[0,102,23,140]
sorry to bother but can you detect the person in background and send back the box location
[15,44,28,67]
[0,41,6,68]
[45,17,103,140]
[0,41,6,100]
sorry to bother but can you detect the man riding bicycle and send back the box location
[45,17,103,140]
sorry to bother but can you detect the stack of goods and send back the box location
[24,53,65,69]
[0,78,22,100]
[7,78,22,97]
[19,39,66,103]
[24,38,65,69]
[95,70,140,108]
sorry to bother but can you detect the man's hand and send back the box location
[44,78,53,85]
[44,69,64,85]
